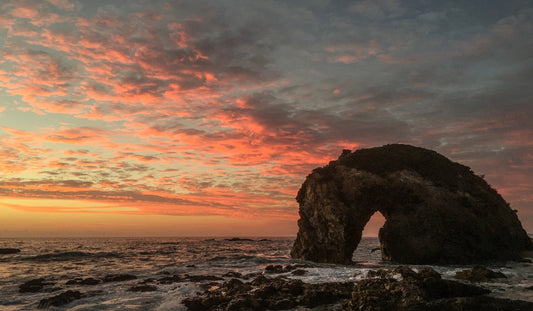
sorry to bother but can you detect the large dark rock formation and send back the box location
[291,144,531,264]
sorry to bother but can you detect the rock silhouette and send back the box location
[291,144,531,264]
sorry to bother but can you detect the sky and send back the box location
[0,0,532,237]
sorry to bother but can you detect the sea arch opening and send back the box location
[352,211,386,263]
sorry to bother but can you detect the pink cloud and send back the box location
[326,40,379,63]
[377,53,415,64]
[46,0,76,11]
[43,127,120,151]
[10,7,40,19]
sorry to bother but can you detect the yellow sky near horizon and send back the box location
[0,197,296,237]
[0,197,385,237]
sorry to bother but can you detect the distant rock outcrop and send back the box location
[0,248,20,254]
[291,144,532,264]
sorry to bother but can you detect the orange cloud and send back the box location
[10,7,40,19]
[1,0,530,236]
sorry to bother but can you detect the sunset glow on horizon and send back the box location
[1,0,532,237]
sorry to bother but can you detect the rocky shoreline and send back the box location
[183,265,533,311]
[20,264,533,310]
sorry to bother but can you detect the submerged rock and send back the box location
[37,290,81,308]
[225,238,254,242]
[19,278,54,293]
[157,274,223,284]
[127,285,157,292]
[291,269,307,276]
[158,274,186,284]
[102,274,137,283]
[223,271,243,278]
[66,277,101,286]
[0,248,21,254]
[264,264,284,274]
[454,266,506,282]
[291,144,532,264]
[187,275,224,282]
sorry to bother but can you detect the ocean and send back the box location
[1,237,532,310]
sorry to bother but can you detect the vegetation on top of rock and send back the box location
[306,144,498,198]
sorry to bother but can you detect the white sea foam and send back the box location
[155,284,201,311]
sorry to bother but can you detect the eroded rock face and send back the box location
[291,144,532,264]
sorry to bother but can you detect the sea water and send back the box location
[0,237,532,310]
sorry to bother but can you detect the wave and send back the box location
[26,251,122,261]
[206,254,279,264]
[206,254,257,262]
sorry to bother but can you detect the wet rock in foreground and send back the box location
[222,271,243,278]
[264,264,314,274]
[348,274,533,311]
[454,266,506,282]
[346,267,533,311]
[38,290,81,309]
[183,276,353,311]
[347,272,488,310]
[182,267,533,311]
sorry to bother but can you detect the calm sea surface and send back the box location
[1,237,531,310]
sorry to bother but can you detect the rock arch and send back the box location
[291,144,532,264]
